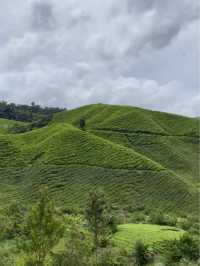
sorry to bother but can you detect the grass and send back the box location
[0,104,198,215]
[113,223,184,251]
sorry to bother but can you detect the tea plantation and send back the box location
[0,104,198,215]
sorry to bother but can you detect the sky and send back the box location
[0,0,199,116]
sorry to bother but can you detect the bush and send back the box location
[177,216,199,234]
[97,247,130,266]
[4,203,26,239]
[107,214,118,234]
[133,241,153,266]
[148,211,177,226]
[52,215,92,266]
[148,211,166,225]
[163,215,177,227]
[164,233,199,264]
[0,251,15,266]
[129,212,147,224]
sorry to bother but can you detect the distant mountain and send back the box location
[0,104,198,215]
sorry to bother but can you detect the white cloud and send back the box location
[0,0,199,116]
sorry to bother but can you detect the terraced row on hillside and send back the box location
[0,104,199,215]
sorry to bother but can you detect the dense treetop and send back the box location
[0,101,65,122]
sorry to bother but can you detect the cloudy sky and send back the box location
[0,0,199,116]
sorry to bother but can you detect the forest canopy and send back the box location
[0,101,65,122]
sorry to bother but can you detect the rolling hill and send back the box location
[0,104,199,215]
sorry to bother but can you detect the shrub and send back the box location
[107,214,118,234]
[5,203,26,239]
[130,212,147,224]
[133,241,152,266]
[148,211,166,225]
[148,211,177,226]
[20,188,65,266]
[164,233,199,264]
[97,247,130,266]
[177,215,199,234]
[0,251,15,266]
[52,215,92,266]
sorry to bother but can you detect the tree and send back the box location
[52,216,92,266]
[5,203,26,239]
[133,241,150,266]
[20,187,64,266]
[85,189,108,264]
[79,118,86,130]
[165,233,199,264]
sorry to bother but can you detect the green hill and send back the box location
[53,104,199,183]
[0,104,199,215]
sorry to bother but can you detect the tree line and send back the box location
[0,101,65,133]
[0,101,64,122]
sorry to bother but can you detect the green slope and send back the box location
[0,104,199,215]
[54,104,199,183]
[113,224,184,251]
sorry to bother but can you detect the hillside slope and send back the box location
[54,104,199,183]
[0,104,199,215]
[0,118,25,134]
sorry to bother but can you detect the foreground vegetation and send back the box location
[0,188,199,266]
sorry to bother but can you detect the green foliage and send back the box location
[0,101,64,122]
[10,115,53,133]
[107,214,118,234]
[4,203,26,239]
[177,215,199,234]
[164,233,200,264]
[0,213,10,241]
[148,211,177,226]
[20,188,64,266]
[85,189,109,250]
[79,118,86,130]
[0,250,15,266]
[97,247,131,266]
[148,211,166,225]
[52,216,92,266]
[133,241,151,266]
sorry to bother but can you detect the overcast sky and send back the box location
[0,0,199,116]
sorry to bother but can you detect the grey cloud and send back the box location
[30,0,56,31]
[66,7,91,28]
[126,0,157,13]
[0,0,199,116]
